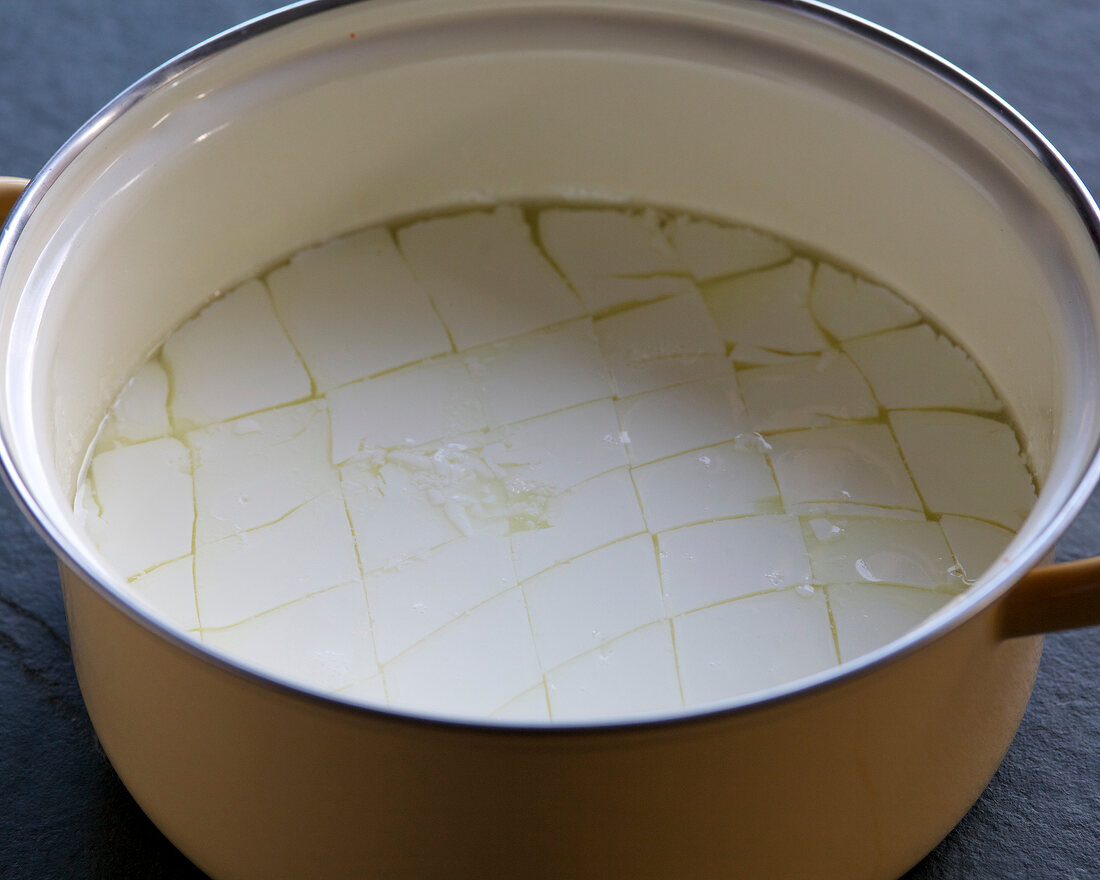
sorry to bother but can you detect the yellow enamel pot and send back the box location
[1,2,1099,878]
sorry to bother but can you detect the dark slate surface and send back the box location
[0,1,1097,877]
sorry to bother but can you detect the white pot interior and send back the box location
[3,0,1099,630]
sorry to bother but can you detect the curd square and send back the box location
[675,588,836,705]
[364,536,516,663]
[809,263,918,340]
[336,675,388,706]
[827,582,953,662]
[844,324,1000,411]
[202,582,377,692]
[481,399,626,493]
[129,556,198,632]
[658,515,811,615]
[511,468,645,581]
[524,534,664,670]
[268,226,452,391]
[594,293,728,397]
[327,355,486,462]
[738,352,878,432]
[195,491,360,627]
[729,345,812,367]
[664,217,791,281]
[702,259,827,353]
[545,622,683,721]
[632,441,779,532]
[397,207,583,349]
[538,208,689,313]
[162,280,311,429]
[341,460,463,573]
[491,683,551,721]
[383,588,542,718]
[96,360,171,450]
[190,400,337,544]
[768,424,923,511]
[88,437,194,578]
[615,375,748,466]
[889,410,1036,528]
[803,516,956,588]
[465,319,612,426]
[938,515,1014,583]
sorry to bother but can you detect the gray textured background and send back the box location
[0,1,1097,877]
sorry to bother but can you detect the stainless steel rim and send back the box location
[1,0,1098,735]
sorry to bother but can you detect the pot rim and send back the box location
[2,0,1098,735]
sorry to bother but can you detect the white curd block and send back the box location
[89,438,194,578]
[768,425,923,511]
[162,280,311,429]
[129,556,198,632]
[327,355,486,462]
[267,226,451,391]
[889,411,1036,529]
[545,622,683,721]
[190,400,337,544]
[202,582,377,692]
[365,536,516,663]
[594,293,728,396]
[828,582,954,662]
[803,517,955,588]
[844,324,1001,411]
[664,216,792,281]
[809,262,919,340]
[538,208,688,313]
[729,345,811,367]
[632,441,779,532]
[481,399,626,492]
[397,207,583,349]
[787,502,926,521]
[702,259,827,353]
[524,534,664,670]
[573,275,699,315]
[96,360,171,450]
[738,352,879,432]
[491,683,551,721]
[511,468,645,581]
[658,515,811,615]
[939,515,1015,582]
[540,208,684,277]
[380,441,551,537]
[465,319,612,425]
[615,375,748,466]
[341,460,462,573]
[674,588,837,705]
[195,491,361,627]
[383,588,542,719]
[336,674,388,706]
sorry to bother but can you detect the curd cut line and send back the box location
[74,202,1037,722]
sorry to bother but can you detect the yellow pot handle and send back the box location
[1000,556,1100,638]
[0,177,28,220]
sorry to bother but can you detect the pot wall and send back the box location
[63,561,1041,880]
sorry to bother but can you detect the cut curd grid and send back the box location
[75,203,1037,723]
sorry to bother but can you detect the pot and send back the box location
[1,1,1099,877]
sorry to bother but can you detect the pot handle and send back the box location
[1000,556,1100,638]
[0,177,29,222]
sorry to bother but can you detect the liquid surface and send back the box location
[75,203,1037,722]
